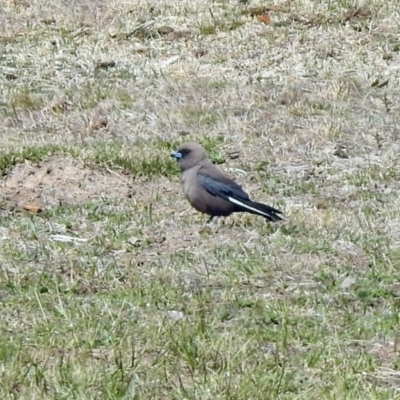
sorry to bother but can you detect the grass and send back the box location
[2,0,400,398]
[0,136,225,178]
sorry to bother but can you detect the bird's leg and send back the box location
[206,215,215,224]
[206,216,219,225]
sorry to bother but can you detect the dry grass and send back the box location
[2,0,400,398]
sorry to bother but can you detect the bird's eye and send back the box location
[182,149,190,155]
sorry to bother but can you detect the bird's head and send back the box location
[171,142,207,170]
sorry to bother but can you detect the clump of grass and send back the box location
[0,145,67,175]
[10,90,44,111]
[0,138,226,181]
[197,20,244,35]
[90,141,179,178]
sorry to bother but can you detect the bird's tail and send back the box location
[229,197,283,222]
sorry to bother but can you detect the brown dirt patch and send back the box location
[1,156,132,210]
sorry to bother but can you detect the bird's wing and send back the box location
[197,171,250,201]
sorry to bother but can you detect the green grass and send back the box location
[0,136,226,179]
[1,0,400,398]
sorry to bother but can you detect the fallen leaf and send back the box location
[157,26,174,35]
[342,6,371,22]
[371,79,389,88]
[166,30,191,41]
[95,60,116,70]
[5,73,17,80]
[256,13,271,24]
[371,79,379,87]
[90,117,108,131]
[334,145,349,159]
[22,204,43,213]
[376,79,389,88]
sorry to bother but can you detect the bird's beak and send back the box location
[170,151,182,159]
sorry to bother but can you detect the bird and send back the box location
[170,142,283,223]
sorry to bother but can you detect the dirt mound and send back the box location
[1,156,131,210]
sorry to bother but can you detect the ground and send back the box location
[1,0,400,398]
